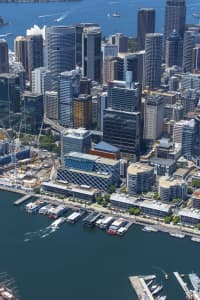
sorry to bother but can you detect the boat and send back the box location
[0,16,8,27]
[170,233,185,238]
[117,227,127,236]
[112,12,120,17]
[151,285,158,291]
[25,200,44,214]
[152,285,163,296]
[164,273,169,280]
[159,296,167,300]
[107,218,127,235]
[66,211,82,224]
[48,204,68,219]
[191,237,200,243]
[189,273,200,295]
[142,226,158,232]
[50,217,66,229]
[147,279,154,287]
[39,204,52,215]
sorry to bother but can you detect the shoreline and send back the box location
[0,0,80,3]
[2,185,199,239]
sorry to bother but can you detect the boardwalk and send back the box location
[129,275,155,300]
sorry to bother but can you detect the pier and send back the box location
[129,275,155,300]
[173,271,191,298]
[14,194,32,206]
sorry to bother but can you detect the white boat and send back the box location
[151,284,158,291]
[170,233,185,238]
[112,12,120,17]
[117,227,127,235]
[142,226,158,232]
[191,237,200,243]
[152,285,163,296]
[50,217,66,229]
[39,204,52,215]
[147,279,153,287]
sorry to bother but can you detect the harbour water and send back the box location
[0,190,200,299]
[0,0,199,48]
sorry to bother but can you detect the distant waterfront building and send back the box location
[164,0,186,40]
[32,67,52,95]
[73,94,92,129]
[45,91,59,122]
[58,69,80,128]
[144,94,165,141]
[137,8,155,50]
[45,26,75,87]
[144,33,163,89]
[109,33,128,53]
[57,152,120,191]
[0,39,9,73]
[158,176,187,202]
[165,30,183,67]
[22,91,43,134]
[61,128,91,163]
[82,26,102,82]
[127,163,154,195]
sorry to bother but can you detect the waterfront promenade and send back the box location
[2,184,200,239]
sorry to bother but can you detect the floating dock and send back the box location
[14,194,32,206]
[173,272,191,299]
[129,275,156,300]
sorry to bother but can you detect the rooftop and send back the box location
[150,157,176,167]
[159,176,186,188]
[94,141,120,154]
[65,151,119,166]
[128,163,153,175]
[179,208,200,220]
[192,189,200,200]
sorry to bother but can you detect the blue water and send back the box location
[0,0,200,49]
[0,190,200,299]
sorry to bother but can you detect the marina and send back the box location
[129,275,156,300]
[14,194,32,206]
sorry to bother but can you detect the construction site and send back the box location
[0,121,58,192]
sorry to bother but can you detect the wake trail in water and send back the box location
[24,225,58,242]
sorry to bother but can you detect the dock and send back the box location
[14,194,32,206]
[173,272,191,298]
[129,275,155,300]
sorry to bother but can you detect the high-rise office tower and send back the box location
[144,94,165,141]
[45,26,75,87]
[102,44,118,59]
[80,77,92,95]
[192,45,200,72]
[164,0,186,40]
[165,30,183,67]
[75,23,99,67]
[0,74,20,129]
[45,91,59,121]
[32,67,52,95]
[124,51,145,85]
[82,26,102,82]
[109,33,128,53]
[58,69,80,128]
[137,8,155,50]
[103,57,124,84]
[73,94,92,129]
[0,39,9,73]
[144,33,163,89]
[183,30,200,72]
[14,36,29,79]
[26,34,43,81]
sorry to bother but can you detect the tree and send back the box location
[196,223,200,230]
[108,185,116,194]
[96,196,103,205]
[120,187,127,194]
[173,215,180,224]
[192,179,200,188]
[128,207,141,216]
[187,187,193,195]
[104,194,110,202]
[164,215,173,224]
[153,192,160,200]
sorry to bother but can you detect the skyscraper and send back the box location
[45,26,75,87]
[137,8,155,50]
[73,94,92,129]
[45,91,59,122]
[164,0,186,40]
[26,34,43,81]
[0,39,9,73]
[183,30,200,72]
[144,33,163,89]
[32,67,52,95]
[165,30,183,67]
[14,36,29,79]
[144,94,165,141]
[58,69,80,128]
[82,26,102,82]
[124,51,145,85]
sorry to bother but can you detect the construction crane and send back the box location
[192,12,200,25]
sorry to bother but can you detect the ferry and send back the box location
[25,200,44,214]
[191,236,200,243]
[50,217,66,229]
[38,204,52,215]
[152,285,163,296]
[169,233,185,239]
[107,218,127,235]
[66,211,82,224]
[99,216,115,229]
[83,212,102,228]
[112,12,120,17]
[48,204,68,219]
[142,225,158,232]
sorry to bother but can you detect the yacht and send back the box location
[142,225,158,232]
[170,233,185,238]
[50,217,66,229]
[152,285,163,296]
[112,12,120,17]
[191,237,200,243]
